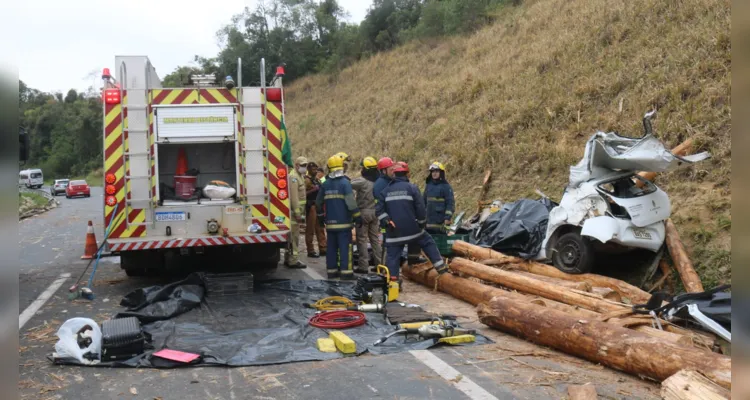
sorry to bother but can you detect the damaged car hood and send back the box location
[569,132,710,187]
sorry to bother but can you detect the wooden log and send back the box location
[451,241,651,304]
[568,384,598,400]
[660,259,676,294]
[661,369,730,400]
[407,262,707,349]
[591,287,622,302]
[514,271,593,292]
[665,219,704,293]
[450,257,626,313]
[529,294,692,347]
[477,296,731,389]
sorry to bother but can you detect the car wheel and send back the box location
[552,232,594,274]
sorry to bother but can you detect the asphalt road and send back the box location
[18,188,660,399]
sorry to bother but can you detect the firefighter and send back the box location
[424,161,456,234]
[375,163,447,280]
[304,161,327,257]
[316,155,362,280]
[373,157,395,200]
[335,152,353,179]
[284,156,308,269]
[395,162,426,265]
[351,156,382,273]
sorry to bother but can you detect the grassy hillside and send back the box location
[285,0,731,287]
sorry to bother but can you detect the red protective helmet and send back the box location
[394,161,409,173]
[377,157,394,170]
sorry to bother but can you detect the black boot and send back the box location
[286,261,307,269]
[327,270,340,279]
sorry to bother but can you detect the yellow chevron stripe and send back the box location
[266,102,282,121]
[260,219,279,231]
[162,89,183,104]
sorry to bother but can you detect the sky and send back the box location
[4,0,371,94]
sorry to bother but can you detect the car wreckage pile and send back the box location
[404,112,731,396]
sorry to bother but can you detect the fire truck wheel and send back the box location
[124,267,147,277]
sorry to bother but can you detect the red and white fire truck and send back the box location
[101,56,292,276]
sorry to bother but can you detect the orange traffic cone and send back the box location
[176,147,188,176]
[81,220,98,259]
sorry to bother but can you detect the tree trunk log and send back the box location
[591,287,622,302]
[661,369,730,400]
[450,257,626,313]
[665,219,704,293]
[478,296,731,389]
[451,241,651,304]
[513,271,593,291]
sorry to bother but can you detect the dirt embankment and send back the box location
[285,0,731,287]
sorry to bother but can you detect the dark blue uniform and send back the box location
[375,176,446,278]
[316,175,361,279]
[424,172,455,233]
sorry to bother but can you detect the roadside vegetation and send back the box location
[285,0,731,286]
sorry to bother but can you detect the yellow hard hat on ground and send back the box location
[361,156,378,169]
[327,155,345,171]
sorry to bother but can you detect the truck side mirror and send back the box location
[19,128,29,162]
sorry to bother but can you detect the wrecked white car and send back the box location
[538,111,710,274]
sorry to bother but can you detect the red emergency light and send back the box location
[276,65,285,76]
[102,68,112,79]
[104,89,121,105]
[266,88,282,102]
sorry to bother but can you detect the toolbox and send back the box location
[101,317,146,362]
[430,233,470,256]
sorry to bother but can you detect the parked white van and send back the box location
[19,169,44,189]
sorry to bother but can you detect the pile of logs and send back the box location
[402,240,731,394]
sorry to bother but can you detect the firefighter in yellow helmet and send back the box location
[315,155,362,279]
[335,152,352,179]
[424,161,455,234]
[350,156,382,272]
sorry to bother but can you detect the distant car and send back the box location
[66,180,90,199]
[51,179,70,196]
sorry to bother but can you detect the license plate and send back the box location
[225,206,244,215]
[632,228,652,240]
[78,192,83,195]
[156,212,187,222]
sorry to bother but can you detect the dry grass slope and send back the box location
[285,0,730,287]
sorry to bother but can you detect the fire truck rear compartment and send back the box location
[157,142,238,204]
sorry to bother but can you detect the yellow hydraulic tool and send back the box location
[376,265,399,302]
[373,318,475,346]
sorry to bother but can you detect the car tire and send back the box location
[552,232,594,274]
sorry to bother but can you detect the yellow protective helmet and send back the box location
[335,152,351,163]
[429,161,445,172]
[361,156,378,169]
[327,155,344,171]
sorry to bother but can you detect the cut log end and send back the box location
[661,369,730,400]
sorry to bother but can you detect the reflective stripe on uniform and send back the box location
[427,197,445,202]
[378,213,389,220]
[386,195,414,202]
[426,224,443,228]
[325,194,345,200]
[352,211,361,218]
[386,230,425,244]
[434,259,445,268]
[327,223,353,229]
[417,219,426,224]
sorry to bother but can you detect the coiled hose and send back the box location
[303,296,355,311]
[309,310,367,329]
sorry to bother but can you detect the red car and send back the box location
[66,180,91,198]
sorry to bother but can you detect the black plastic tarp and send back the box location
[471,198,557,259]
[53,274,491,368]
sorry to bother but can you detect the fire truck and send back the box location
[101,56,292,276]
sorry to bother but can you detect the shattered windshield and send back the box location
[597,175,656,199]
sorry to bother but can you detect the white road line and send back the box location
[410,350,499,400]
[19,272,71,330]
[301,266,325,280]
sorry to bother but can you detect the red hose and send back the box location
[309,310,367,329]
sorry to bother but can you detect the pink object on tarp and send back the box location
[152,349,200,363]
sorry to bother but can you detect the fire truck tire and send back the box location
[121,250,162,277]
[124,267,147,277]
